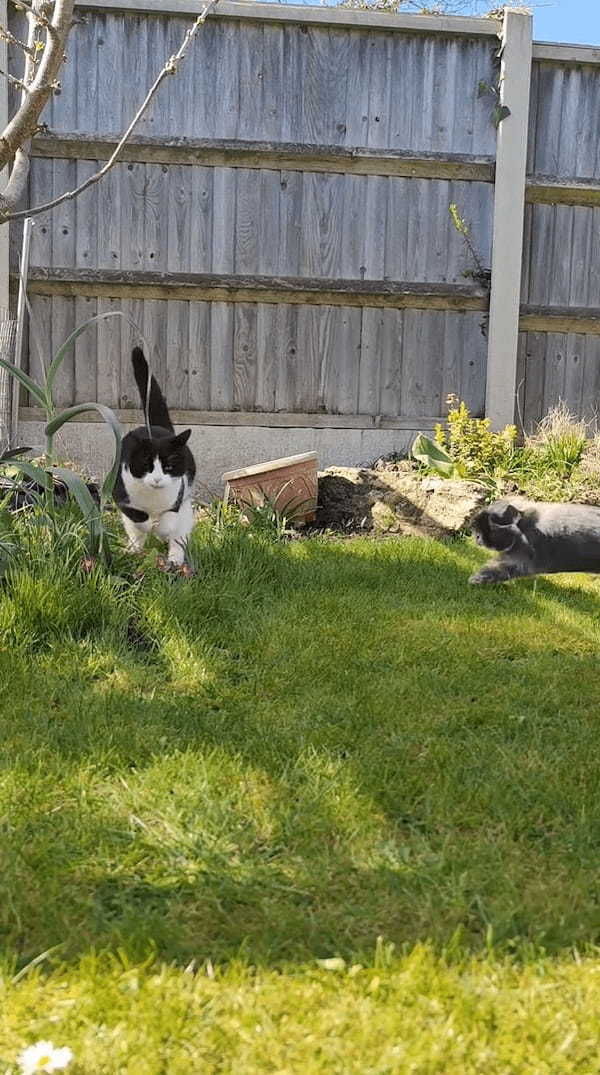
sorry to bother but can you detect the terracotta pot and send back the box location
[223,451,318,523]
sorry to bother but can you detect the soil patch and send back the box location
[314,462,487,538]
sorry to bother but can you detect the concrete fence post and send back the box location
[485,7,533,430]
[0,0,8,317]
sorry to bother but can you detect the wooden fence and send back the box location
[4,1,600,485]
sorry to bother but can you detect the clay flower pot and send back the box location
[223,451,318,524]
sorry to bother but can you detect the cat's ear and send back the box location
[489,502,521,526]
[486,503,522,551]
[172,428,192,447]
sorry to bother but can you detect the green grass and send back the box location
[3,516,600,1071]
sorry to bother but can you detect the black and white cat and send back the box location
[470,498,600,584]
[113,348,196,566]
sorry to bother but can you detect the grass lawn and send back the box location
[2,517,600,1072]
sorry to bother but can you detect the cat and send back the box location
[113,348,196,567]
[469,498,600,584]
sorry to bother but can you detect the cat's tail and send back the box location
[131,347,174,433]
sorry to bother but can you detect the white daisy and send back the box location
[17,1041,73,1074]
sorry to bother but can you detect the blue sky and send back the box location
[286,1,600,47]
[533,0,600,45]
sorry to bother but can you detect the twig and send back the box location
[1,0,218,223]
[11,0,36,13]
[0,66,28,91]
[0,24,36,58]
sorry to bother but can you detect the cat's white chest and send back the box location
[122,467,182,522]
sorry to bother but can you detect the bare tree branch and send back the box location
[0,66,29,90]
[0,0,41,213]
[0,0,74,214]
[0,0,218,224]
[0,23,36,58]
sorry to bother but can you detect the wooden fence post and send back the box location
[485,7,533,430]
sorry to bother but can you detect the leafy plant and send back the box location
[0,311,123,461]
[478,78,511,127]
[435,395,518,481]
[413,397,598,504]
[0,313,125,563]
[448,203,490,287]
[236,485,314,540]
[411,433,466,479]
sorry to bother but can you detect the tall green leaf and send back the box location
[0,358,47,408]
[46,311,125,400]
[2,459,51,489]
[49,466,103,554]
[45,403,123,501]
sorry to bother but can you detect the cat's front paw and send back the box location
[177,562,195,579]
[469,566,509,584]
[156,555,195,580]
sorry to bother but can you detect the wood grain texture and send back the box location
[96,296,121,408]
[31,133,497,181]
[232,302,258,411]
[323,307,361,415]
[378,309,403,417]
[167,164,192,273]
[119,297,145,408]
[142,298,168,399]
[273,304,298,412]
[50,296,76,407]
[27,296,52,400]
[165,299,189,409]
[20,404,446,429]
[22,267,489,311]
[580,335,600,427]
[189,166,213,273]
[358,308,384,416]
[401,309,444,417]
[255,304,278,412]
[187,301,211,410]
[520,307,600,335]
[210,302,234,409]
[531,60,600,180]
[516,331,546,430]
[74,295,98,403]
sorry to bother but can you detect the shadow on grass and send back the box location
[3,533,600,969]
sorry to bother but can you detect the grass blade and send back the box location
[49,466,102,553]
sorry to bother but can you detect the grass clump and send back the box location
[3,507,600,1068]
